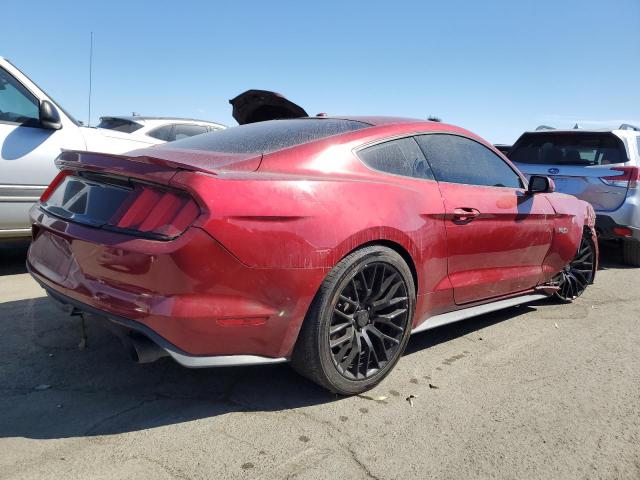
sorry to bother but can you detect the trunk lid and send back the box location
[42,148,262,240]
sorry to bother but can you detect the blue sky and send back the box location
[2,0,639,143]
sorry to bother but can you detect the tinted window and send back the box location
[173,124,208,140]
[97,118,143,133]
[509,133,628,166]
[416,134,522,188]
[0,68,39,125]
[160,119,370,154]
[147,124,173,141]
[359,137,434,180]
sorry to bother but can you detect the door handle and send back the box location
[452,208,481,222]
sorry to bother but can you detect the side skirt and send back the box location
[411,293,547,335]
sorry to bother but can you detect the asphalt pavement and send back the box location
[0,240,638,480]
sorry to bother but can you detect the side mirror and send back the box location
[39,100,62,130]
[527,175,555,194]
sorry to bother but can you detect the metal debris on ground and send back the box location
[406,394,417,407]
[34,384,51,391]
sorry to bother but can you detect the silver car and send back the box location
[509,124,640,266]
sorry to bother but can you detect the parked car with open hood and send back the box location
[27,90,598,394]
[509,125,640,265]
[0,56,223,239]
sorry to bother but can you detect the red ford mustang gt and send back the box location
[27,112,598,394]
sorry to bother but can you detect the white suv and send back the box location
[0,57,224,239]
[509,125,640,265]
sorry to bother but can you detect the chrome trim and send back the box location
[0,228,32,238]
[0,184,46,202]
[411,293,547,334]
[166,350,287,368]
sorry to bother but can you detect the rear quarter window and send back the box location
[358,137,434,180]
[159,118,370,154]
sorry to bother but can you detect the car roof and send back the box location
[522,125,640,137]
[311,115,427,126]
[100,115,226,126]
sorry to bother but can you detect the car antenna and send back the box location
[87,31,93,127]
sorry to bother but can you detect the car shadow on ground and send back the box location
[0,239,29,275]
[597,241,633,270]
[0,242,630,440]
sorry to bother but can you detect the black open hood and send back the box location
[230,90,308,125]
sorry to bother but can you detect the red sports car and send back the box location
[27,98,597,394]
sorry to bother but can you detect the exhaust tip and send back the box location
[126,332,169,364]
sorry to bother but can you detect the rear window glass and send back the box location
[97,118,143,133]
[147,124,173,141]
[159,119,371,154]
[510,133,628,166]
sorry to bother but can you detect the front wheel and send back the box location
[553,233,596,302]
[291,246,415,395]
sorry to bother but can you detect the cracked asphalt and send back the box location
[1,240,639,480]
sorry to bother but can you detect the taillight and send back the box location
[601,166,640,188]
[612,226,633,237]
[109,184,200,238]
[39,171,200,240]
[40,170,71,202]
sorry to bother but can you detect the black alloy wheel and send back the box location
[553,233,596,302]
[292,246,415,395]
[330,262,409,380]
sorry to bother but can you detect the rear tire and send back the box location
[622,239,640,267]
[291,246,415,395]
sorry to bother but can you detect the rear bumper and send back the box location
[27,208,328,360]
[36,277,287,367]
[596,214,640,242]
[595,190,640,241]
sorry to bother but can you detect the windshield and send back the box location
[159,118,371,155]
[4,59,82,126]
[510,133,628,166]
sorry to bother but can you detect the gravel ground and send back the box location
[0,240,638,480]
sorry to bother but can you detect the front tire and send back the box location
[291,246,415,395]
[553,232,596,302]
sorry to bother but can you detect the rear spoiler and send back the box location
[55,149,262,180]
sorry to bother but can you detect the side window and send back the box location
[415,134,522,188]
[358,137,434,180]
[0,68,39,126]
[173,124,209,141]
[147,124,174,141]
